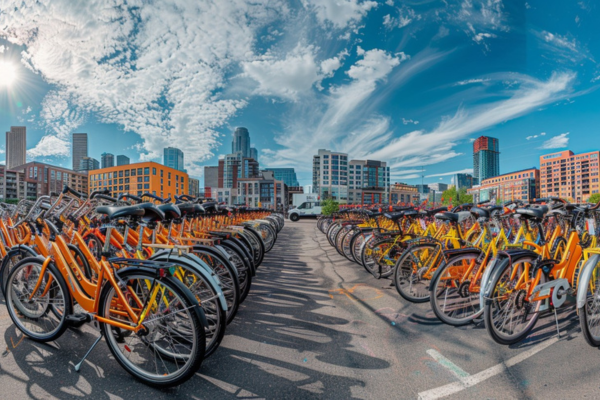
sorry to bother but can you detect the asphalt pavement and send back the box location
[0,219,599,399]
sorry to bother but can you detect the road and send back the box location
[0,219,598,399]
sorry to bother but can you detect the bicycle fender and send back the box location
[577,254,600,310]
[149,252,228,312]
[479,256,509,306]
[194,244,240,281]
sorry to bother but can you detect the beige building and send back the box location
[6,126,26,169]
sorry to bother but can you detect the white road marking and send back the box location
[426,349,470,381]
[418,337,559,400]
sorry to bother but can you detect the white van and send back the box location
[288,201,322,221]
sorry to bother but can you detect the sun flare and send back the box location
[0,61,18,87]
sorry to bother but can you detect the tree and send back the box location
[441,187,473,206]
[588,193,600,204]
[321,198,339,216]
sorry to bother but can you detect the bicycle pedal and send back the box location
[66,313,91,325]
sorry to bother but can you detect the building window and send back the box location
[144,184,150,189]
[125,170,129,177]
[138,184,143,189]
[131,169,136,176]
[144,176,149,182]
[119,170,123,177]
[153,168,156,175]
[144,167,149,175]
[137,168,143,175]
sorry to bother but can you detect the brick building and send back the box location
[539,150,600,202]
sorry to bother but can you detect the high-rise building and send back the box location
[454,173,475,190]
[188,177,200,197]
[263,168,299,187]
[164,147,184,171]
[348,159,390,204]
[80,157,100,172]
[72,133,88,172]
[101,152,115,169]
[312,149,349,202]
[218,153,260,189]
[539,150,600,202]
[250,147,258,161]
[238,170,287,209]
[428,183,448,192]
[6,126,26,169]
[204,166,218,197]
[415,184,430,194]
[469,168,539,203]
[117,155,130,166]
[232,127,251,158]
[473,136,500,182]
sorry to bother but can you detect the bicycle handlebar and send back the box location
[90,188,111,199]
[62,185,87,199]
[118,193,143,203]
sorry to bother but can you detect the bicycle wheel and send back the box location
[221,243,252,302]
[394,243,442,303]
[194,248,240,324]
[483,255,544,345]
[5,258,71,342]
[430,252,483,326]
[99,269,206,388]
[579,256,600,346]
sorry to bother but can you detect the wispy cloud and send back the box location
[526,132,546,140]
[455,78,491,86]
[539,132,569,149]
[402,118,419,125]
[534,30,595,63]
[301,0,377,29]
[426,168,474,178]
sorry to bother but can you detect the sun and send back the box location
[0,61,18,87]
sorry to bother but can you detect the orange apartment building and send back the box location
[88,161,188,200]
[539,150,600,202]
[468,168,540,203]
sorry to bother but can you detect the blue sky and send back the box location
[0,0,599,187]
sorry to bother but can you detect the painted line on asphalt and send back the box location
[418,337,559,400]
[426,349,470,382]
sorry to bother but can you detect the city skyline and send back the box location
[1,1,600,186]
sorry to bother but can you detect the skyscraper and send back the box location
[473,136,500,182]
[117,155,130,166]
[263,168,299,187]
[232,127,251,158]
[80,157,100,171]
[250,147,258,161]
[6,126,26,169]
[312,149,349,202]
[72,133,88,172]
[164,147,184,171]
[101,152,115,169]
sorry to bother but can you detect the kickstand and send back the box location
[74,333,103,372]
[553,308,560,338]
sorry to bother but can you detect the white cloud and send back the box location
[365,72,575,172]
[539,132,569,149]
[455,78,491,86]
[242,45,345,100]
[535,30,594,63]
[301,0,377,29]
[426,168,474,178]
[383,6,421,30]
[1,0,288,175]
[526,132,546,140]
[402,118,419,125]
[454,0,509,50]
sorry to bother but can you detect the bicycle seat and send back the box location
[178,203,202,216]
[158,203,181,220]
[470,207,490,219]
[137,202,165,223]
[516,207,546,220]
[435,211,471,223]
[96,205,144,220]
[487,206,503,215]
[384,211,411,221]
[420,207,447,217]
